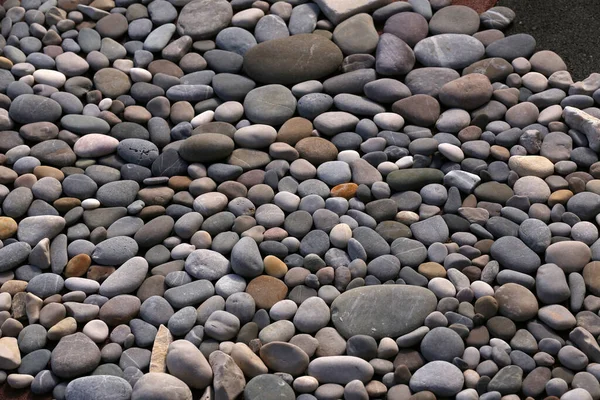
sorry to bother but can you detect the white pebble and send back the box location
[81,198,101,209]
[337,150,360,163]
[98,98,112,111]
[377,161,398,176]
[113,59,133,73]
[395,155,414,169]
[129,67,152,83]
[373,112,405,131]
[191,110,215,127]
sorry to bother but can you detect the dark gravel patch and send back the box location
[499,0,600,81]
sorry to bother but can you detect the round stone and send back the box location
[495,283,539,322]
[414,34,485,69]
[176,0,232,40]
[243,34,343,85]
[243,85,296,125]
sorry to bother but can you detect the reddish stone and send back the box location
[331,183,358,199]
[246,276,288,309]
[64,254,92,278]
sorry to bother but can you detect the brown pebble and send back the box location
[548,189,573,207]
[458,125,482,142]
[138,187,175,206]
[246,275,288,309]
[263,256,288,278]
[139,205,167,220]
[277,117,313,146]
[33,165,64,181]
[417,262,446,279]
[87,265,116,282]
[137,275,166,303]
[168,176,192,191]
[0,217,17,240]
[331,183,358,199]
[64,254,92,278]
[53,197,82,212]
[0,281,27,296]
[295,137,338,166]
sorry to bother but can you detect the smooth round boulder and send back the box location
[414,34,485,69]
[495,283,539,322]
[243,34,343,85]
[65,376,132,400]
[429,5,480,35]
[50,333,101,379]
[131,373,192,400]
[410,361,464,397]
[331,285,437,339]
[9,94,62,124]
[243,85,296,125]
[179,133,234,163]
[308,356,374,384]
[176,0,232,40]
[439,73,493,110]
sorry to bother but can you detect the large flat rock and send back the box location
[313,0,394,24]
[331,285,437,339]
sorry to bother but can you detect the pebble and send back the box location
[0,2,594,399]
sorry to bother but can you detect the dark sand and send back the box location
[499,0,600,81]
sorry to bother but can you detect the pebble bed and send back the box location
[0,0,600,399]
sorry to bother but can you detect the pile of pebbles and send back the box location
[2,0,600,399]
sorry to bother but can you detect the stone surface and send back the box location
[331,285,437,339]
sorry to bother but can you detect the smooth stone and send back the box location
[99,257,148,298]
[65,376,132,400]
[495,283,539,322]
[9,94,62,124]
[176,0,232,40]
[50,333,101,379]
[131,372,192,400]
[486,33,536,61]
[490,236,541,274]
[243,34,343,85]
[414,34,485,69]
[331,285,437,339]
[308,356,374,384]
[410,361,464,397]
[243,85,296,125]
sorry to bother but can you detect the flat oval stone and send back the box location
[131,372,192,400]
[410,361,464,397]
[50,332,101,379]
[545,241,591,273]
[93,68,131,99]
[259,341,309,376]
[177,0,232,40]
[486,33,536,61]
[429,5,480,35]
[387,168,444,192]
[65,376,132,400]
[308,356,374,384]
[405,67,460,97]
[490,236,541,274]
[244,34,343,85]
[414,34,485,69]
[9,94,62,124]
[243,85,296,125]
[331,285,437,339]
[495,283,539,322]
[99,257,149,298]
[439,73,493,110]
[179,133,235,163]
